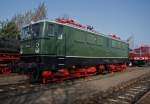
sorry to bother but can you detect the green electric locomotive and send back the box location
[20,18,129,82]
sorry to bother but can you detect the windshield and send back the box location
[21,23,41,40]
[135,50,146,54]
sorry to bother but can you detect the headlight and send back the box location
[35,42,40,53]
[20,46,23,54]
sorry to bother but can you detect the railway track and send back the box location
[0,67,149,104]
[90,75,150,104]
[0,72,116,99]
[0,68,136,100]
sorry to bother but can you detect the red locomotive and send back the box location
[129,45,150,66]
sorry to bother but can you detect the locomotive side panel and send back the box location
[64,25,128,58]
[63,25,128,66]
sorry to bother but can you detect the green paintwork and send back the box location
[63,24,128,58]
[20,20,129,58]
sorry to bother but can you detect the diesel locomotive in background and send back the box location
[19,18,129,82]
[129,46,150,66]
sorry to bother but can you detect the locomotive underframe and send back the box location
[21,55,128,68]
[20,54,128,82]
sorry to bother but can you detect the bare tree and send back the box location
[11,14,24,29]
[32,2,47,21]
[11,2,47,29]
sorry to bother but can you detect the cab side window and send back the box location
[55,25,63,39]
[58,25,63,35]
[47,24,54,36]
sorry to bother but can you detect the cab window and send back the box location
[57,25,63,39]
[21,23,41,40]
[31,23,40,37]
[47,24,54,36]
[58,25,63,35]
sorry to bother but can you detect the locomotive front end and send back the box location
[20,21,59,82]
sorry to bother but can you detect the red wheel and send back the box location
[99,64,105,73]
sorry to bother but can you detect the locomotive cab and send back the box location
[20,20,65,81]
[21,21,64,55]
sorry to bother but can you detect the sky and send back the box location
[0,0,150,47]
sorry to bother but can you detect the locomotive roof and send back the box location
[22,20,128,44]
[134,46,150,51]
